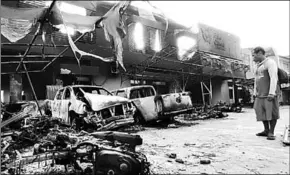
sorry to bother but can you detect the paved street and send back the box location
[138,106,290,174]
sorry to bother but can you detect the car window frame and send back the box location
[63,87,71,100]
[116,90,127,98]
[56,89,64,100]
[130,89,141,99]
[73,86,113,96]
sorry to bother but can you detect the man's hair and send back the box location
[253,46,266,55]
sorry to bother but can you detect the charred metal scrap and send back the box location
[213,101,243,113]
[1,99,149,175]
[1,87,137,133]
[2,130,151,175]
[182,105,229,121]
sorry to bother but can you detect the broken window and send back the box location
[116,90,126,98]
[73,87,112,96]
[130,88,154,99]
[141,87,154,97]
[98,89,111,96]
[56,89,64,100]
[73,88,84,100]
[64,88,71,99]
[130,89,141,99]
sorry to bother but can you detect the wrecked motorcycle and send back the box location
[2,132,151,175]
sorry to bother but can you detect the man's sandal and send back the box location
[256,131,268,137]
[267,135,276,140]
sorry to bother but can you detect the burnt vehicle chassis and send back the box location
[2,132,151,175]
[51,86,136,132]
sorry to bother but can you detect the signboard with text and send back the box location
[197,23,241,60]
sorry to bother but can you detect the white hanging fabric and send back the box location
[1,5,46,42]
[55,2,113,66]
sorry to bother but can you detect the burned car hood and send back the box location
[83,93,130,111]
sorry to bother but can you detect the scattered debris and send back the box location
[168,153,177,159]
[184,143,196,146]
[118,125,145,133]
[1,101,151,175]
[167,124,178,128]
[181,105,229,121]
[1,101,40,129]
[175,159,184,164]
[2,129,151,175]
[200,159,211,164]
[214,101,243,113]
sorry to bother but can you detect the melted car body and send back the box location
[112,85,193,122]
[51,85,135,130]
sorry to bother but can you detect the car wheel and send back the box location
[69,111,78,128]
[163,115,174,124]
[134,111,145,124]
[156,99,164,115]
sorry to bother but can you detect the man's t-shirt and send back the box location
[254,58,280,97]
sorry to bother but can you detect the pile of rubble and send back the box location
[2,130,151,175]
[213,101,243,113]
[1,102,150,175]
[180,105,229,121]
[0,99,233,174]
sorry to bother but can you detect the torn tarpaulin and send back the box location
[52,2,115,66]
[0,6,46,42]
[66,29,114,65]
[55,1,131,71]
[0,6,46,20]
[102,1,131,71]
[1,18,33,42]
[50,7,103,33]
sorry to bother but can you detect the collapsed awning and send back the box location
[1,1,135,72]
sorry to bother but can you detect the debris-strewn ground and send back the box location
[2,104,288,174]
[137,106,290,174]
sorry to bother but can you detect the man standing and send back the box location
[252,46,280,140]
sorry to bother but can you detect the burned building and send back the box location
[1,0,250,105]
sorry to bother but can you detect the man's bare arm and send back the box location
[266,59,278,95]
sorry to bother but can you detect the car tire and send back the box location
[69,111,78,129]
[134,110,145,124]
[156,99,164,115]
[163,115,174,124]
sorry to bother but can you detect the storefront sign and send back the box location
[198,23,241,60]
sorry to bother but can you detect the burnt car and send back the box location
[51,85,136,131]
[111,85,194,123]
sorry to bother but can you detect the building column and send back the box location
[211,79,230,105]
[9,74,22,103]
